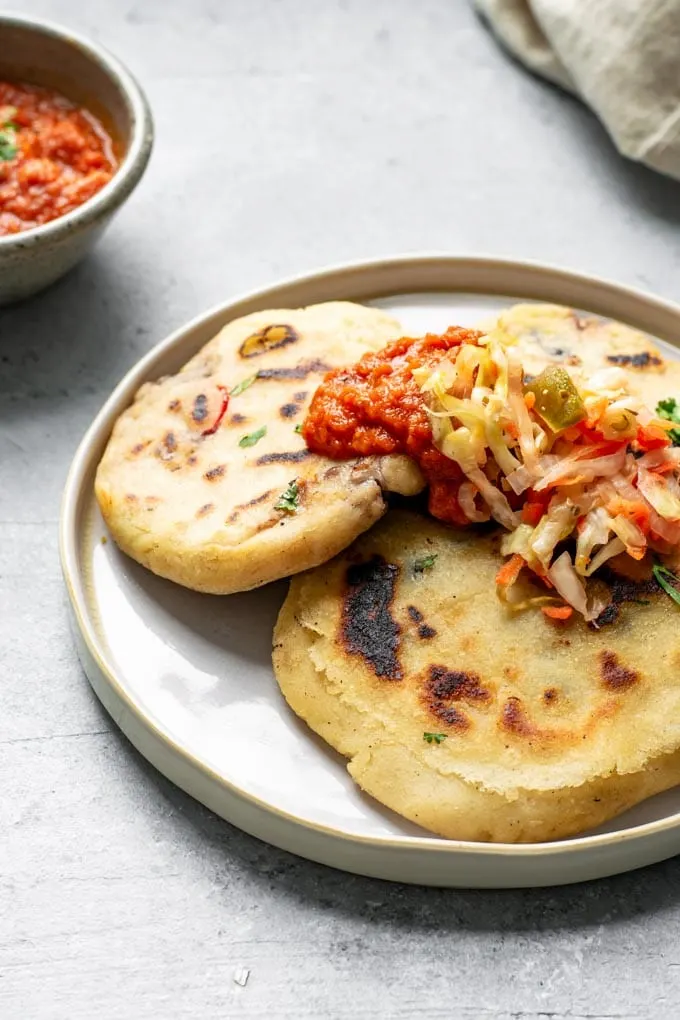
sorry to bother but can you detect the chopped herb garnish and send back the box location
[413,554,438,574]
[275,479,299,513]
[294,423,303,434]
[0,126,17,162]
[656,398,680,446]
[423,732,447,744]
[230,374,257,397]
[653,564,680,607]
[239,425,267,448]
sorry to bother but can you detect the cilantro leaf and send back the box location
[294,423,303,434]
[423,732,447,744]
[656,398,680,446]
[275,479,299,513]
[238,425,267,448]
[230,375,257,397]
[653,564,680,607]
[0,127,17,162]
[413,553,438,574]
[657,397,679,418]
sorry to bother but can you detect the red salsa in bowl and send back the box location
[0,79,118,236]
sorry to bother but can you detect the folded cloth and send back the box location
[474,0,680,179]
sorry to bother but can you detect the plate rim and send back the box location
[60,253,680,883]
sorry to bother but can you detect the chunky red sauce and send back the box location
[0,81,117,236]
[303,326,484,524]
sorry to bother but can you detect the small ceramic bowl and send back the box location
[0,14,154,305]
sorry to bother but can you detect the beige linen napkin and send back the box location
[475,0,680,179]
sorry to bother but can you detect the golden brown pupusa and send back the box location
[491,303,680,408]
[274,511,680,843]
[95,302,424,595]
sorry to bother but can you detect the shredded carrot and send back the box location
[575,420,608,444]
[590,439,628,457]
[542,605,573,621]
[504,421,520,439]
[636,424,671,452]
[525,488,551,507]
[555,473,589,488]
[606,497,651,535]
[495,553,524,587]
[651,460,676,476]
[626,546,647,561]
[524,391,536,411]
[521,501,544,526]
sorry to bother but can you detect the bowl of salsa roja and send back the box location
[0,13,153,305]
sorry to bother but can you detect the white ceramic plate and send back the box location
[61,255,680,888]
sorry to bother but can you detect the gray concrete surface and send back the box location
[3,1,680,1017]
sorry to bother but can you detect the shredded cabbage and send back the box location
[609,515,647,558]
[485,405,522,476]
[530,502,579,568]
[507,357,540,473]
[575,507,612,575]
[585,537,626,576]
[548,552,590,618]
[501,523,535,559]
[548,552,607,622]
[416,323,680,618]
[465,467,519,530]
[637,467,680,521]
[533,447,627,491]
[458,482,490,523]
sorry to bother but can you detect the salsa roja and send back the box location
[302,326,484,525]
[0,80,118,236]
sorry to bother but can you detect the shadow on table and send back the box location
[97,708,680,935]
[0,248,159,418]
[486,33,680,225]
[574,106,680,226]
[167,771,680,933]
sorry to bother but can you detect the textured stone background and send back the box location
[3,2,680,1017]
